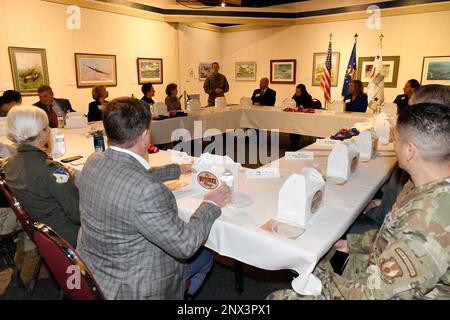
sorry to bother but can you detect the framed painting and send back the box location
[421,56,450,85]
[270,59,296,84]
[199,62,213,81]
[235,61,257,81]
[137,58,163,84]
[312,52,340,87]
[8,47,50,96]
[75,53,117,88]
[357,56,400,88]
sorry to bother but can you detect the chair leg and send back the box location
[234,260,244,294]
[27,258,42,298]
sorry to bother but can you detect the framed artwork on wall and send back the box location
[74,53,117,88]
[235,61,257,81]
[8,47,50,96]
[357,56,400,88]
[270,59,296,84]
[312,52,340,87]
[199,62,213,81]
[137,58,163,84]
[421,56,450,85]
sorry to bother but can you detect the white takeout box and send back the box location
[65,112,87,129]
[192,153,241,192]
[278,167,325,226]
[326,141,360,184]
[281,98,296,109]
[375,113,393,145]
[50,128,66,157]
[214,97,227,108]
[328,101,345,113]
[239,96,252,108]
[153,102,168,116]
[354,130,378,162]
[189,99,202,110]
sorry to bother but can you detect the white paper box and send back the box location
[375,113,393,145]
[153,102,168,116]
[189,99,202,110]
[50,128,66,158]
[278,167,325,226]
[65,112,87,129]
[354,130,378,162]
[282,98,296,109]
[328,101,345,113]
[192,153,241,192]
[239,97,252,108]
[214,97,227,108]
[382,103,397,118]
[326,141,360,184]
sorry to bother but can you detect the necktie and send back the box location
[48,105,58,128]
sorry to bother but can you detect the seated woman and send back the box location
[165,83,182,112]
[88,85,109,122]
[343,80,368,112]
[3,106,80,246]
[292,84,312,108]
[0,90,22,117]
[141,83,155,106]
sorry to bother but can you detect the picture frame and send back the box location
[357,56,400,88]
[420,56,450,85]
[74,53,117,88]
[137,58,163,84]
[235,61,257,81]
[199,62,213,81]
[8,47,50,96]
[270,59,296,84]
[312,52,340,87]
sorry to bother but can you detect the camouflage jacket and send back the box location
[203,73,229,106]
[318,177,450,299]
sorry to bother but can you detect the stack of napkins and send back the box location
[326,141,360,184]
[278,167,325,226]
[354,130,378,161]
[65,112,87,129]
[192,153,241,192]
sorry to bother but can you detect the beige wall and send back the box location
[1,1,449,112]
[221,10,450,106]
[0,0,181,113]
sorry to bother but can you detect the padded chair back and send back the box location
[32,222,104,300]
[0,176,34,238]
[311,99,322,109]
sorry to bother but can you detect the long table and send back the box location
[0,109,395,295]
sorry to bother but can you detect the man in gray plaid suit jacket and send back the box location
[76,97,231,300]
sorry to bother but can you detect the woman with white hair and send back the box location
[2,106,80,246]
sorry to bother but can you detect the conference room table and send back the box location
[147,105,375,144]
[0,107,395,295]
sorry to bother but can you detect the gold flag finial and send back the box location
[329,33,333,41]
[354,33,358,43]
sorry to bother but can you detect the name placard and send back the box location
[285,151,314,160]
[246,168,280,179]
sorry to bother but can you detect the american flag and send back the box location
[320,40,332,103]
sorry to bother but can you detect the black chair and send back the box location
[311,99,322,109]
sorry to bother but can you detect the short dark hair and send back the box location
[103,97,152,148]
[37,85,53,94]
[1,90,21,104]
[407,79,420,90]
[397,103,450,161]
[212,62,219,67]
[411,84,450,106]
[165,83,177,96]
[141,83,153,96]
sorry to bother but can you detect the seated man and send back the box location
[268,102,450,299]
[347,84,450,235]
[76,97,231,300]
[33,85,76,128]
[251,78,276,106]
[393,79,420,113]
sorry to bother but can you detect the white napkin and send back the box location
[278,167,325,226]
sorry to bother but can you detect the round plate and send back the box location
[272,221,303,239]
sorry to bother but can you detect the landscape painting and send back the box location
[421,56,450,85]
[8,47,49,96]
[235,62,257,81]
[137,58,163,84]
[270,59,296,84]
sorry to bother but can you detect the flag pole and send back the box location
[379,33,384,48]
[325,33,333,110]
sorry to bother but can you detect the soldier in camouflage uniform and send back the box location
[203,62,230,106]
[268,103,450,300]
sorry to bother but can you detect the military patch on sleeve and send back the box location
[380,257,403,284]
[395,248,417,278]
[52,168,69,184]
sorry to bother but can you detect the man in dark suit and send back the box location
[33,85,76,128]
[393,79,420,113]
[251,77,276,106]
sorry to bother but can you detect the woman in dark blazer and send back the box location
[88,86,109,122]
[344,80,368,112]
[292,84,312,108]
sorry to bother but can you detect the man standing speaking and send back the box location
[203,62,229,106]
